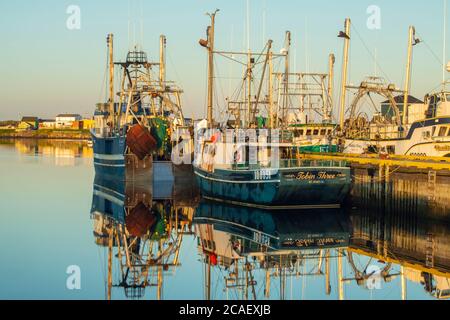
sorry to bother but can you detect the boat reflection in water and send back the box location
[90,172,199,300]
[193,171,450,300]
[194,201,351,300]
[90,168,450,300]
[348,170,450,300]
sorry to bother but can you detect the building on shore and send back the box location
[56,114,82,128]
[18,117,39,131]
[39,119,56,129]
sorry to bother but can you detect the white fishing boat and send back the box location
[338,19,450,157]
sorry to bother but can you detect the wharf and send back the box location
[298,153,450,178]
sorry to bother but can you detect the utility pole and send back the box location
[338,19,351,130]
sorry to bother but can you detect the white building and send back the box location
[55,114,82,128]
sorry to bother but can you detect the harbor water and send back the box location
[1,139,449,300]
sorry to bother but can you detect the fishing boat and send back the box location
[193,11,351,210]
[337,21,450,157]
[92,34,191,179]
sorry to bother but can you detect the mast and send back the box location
[159,35,166,90]
[268,51,274,129]
[338,18,351,130]
[107,228,113,301]
[328,54,335,111]
[403,26,415,126]
[327,54,335,123]
[444,0,448,85]
[337,248,344,300]
[206,10,219,128]
[325,249,331,295]
[253,40,273,124]
[247,51,252,127]
[108,34,115,128]
[401,266,407,300]
[283,31,291,126]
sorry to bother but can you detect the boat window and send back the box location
[447,94,450,102]
[299,129,304,136]
[447,128,450,136]
[387,146,395,154]
[313,129,319,135]
[426,95,438,118]
[294,129,304,138]
[432,126,437,136]
[438,127,447,137]
[327,130,332,135]
[320,129,327,136]
[306,129,312,135]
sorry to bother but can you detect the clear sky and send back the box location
[0,0,448,120]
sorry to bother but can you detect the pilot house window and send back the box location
[438,127,448,137]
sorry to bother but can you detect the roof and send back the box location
[39,119,55,122]
[21,117,38,122]
[382,95,424,104]
[56,114,82,118]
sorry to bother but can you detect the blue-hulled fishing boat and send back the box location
[194,139,351,209]
[92,34,190,179]
[194,12,351,210]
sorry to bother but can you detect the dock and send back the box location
[298,153,450,178]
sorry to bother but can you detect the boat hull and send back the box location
[194,165,351,209]
[92,134,126,178]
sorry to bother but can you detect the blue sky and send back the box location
[0,0,448,120]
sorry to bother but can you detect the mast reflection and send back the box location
[91,173,199,300]
[194,201,351,300]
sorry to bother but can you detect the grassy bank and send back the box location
[0,129,91,140]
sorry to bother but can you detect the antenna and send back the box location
[247,0,250,52]
[140,0,144,50]
[262,0,267,47]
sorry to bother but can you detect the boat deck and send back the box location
[298,152,450,172]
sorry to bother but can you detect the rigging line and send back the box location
[420,38,445,68]
[167,51,190,107]
[351,24,392,83]
[214,58,228,120]
[216,52,247,66]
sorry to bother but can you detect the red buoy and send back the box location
[126,124,157,160]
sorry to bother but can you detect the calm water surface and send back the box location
[1,139,449,300]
